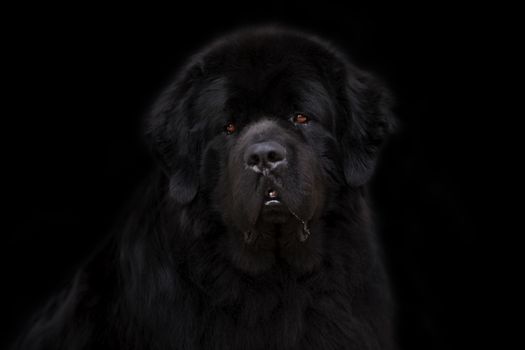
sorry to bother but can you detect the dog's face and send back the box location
[147,28,394,273]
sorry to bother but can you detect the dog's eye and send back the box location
[293,114,309,125]
[225,122,236,134]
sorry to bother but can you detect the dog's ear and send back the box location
[145,64,203,204]
[337,63,396,187]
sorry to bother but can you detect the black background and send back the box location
[3,3,507,349]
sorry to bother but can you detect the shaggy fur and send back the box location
[15,26,396,350]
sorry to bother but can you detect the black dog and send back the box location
[15,26,396,349]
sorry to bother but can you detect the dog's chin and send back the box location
[235,196,313,246]
[259,199,291,224]
[223,191,322,274]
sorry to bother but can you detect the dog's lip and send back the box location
[264,199,282,206]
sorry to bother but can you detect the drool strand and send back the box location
[288,209,311,242]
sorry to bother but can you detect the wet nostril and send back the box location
[267,151,278,162]
[265,147,285,164]
[247,154,260,166]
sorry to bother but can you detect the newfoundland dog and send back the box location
[15,26,396,349]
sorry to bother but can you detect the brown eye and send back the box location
[225,122,236,134]
[293,114,309,124]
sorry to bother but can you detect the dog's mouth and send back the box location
[263,189,282,206]
[241,186,312,245]
[261,187,290,216]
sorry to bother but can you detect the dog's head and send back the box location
[146,27,395,272]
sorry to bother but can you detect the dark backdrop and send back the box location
[4,3,503,349]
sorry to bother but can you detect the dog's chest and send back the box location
[194,289,357,350]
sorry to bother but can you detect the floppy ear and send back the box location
[338,64,396,187]
[145,65,203,204]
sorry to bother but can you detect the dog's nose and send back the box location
[244,141,286,171]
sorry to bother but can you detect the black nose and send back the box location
[244,141,286,171]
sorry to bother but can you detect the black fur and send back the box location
[15,26,396,350]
